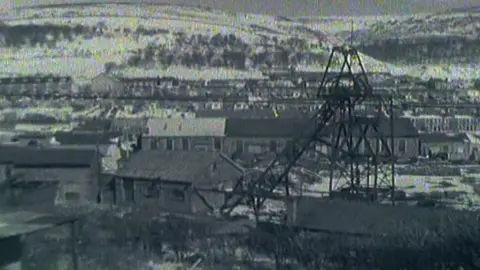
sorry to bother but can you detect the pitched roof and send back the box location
[322,116,419,138]
[0,76,72,85]
[53,131,121,145]
[114,150,241,187]
[419,133,470,143]
[196,109,307,119]
[225,116,418,138]
[225,118,309,138]
[12,168,92,183]
[146,118,226,137]
[0,145,97,166]
[74,119,112,132]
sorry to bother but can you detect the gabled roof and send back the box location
[225,117,418,138]
[92,73,122,83]
[146,118,226,137]
[114,150,241,187]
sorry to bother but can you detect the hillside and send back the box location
[351,12,480,65]
[0,2,393,81]
[289,11,480,81]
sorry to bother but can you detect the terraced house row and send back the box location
[140,117,419,161]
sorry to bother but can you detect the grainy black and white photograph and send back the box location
[1,0,480,269]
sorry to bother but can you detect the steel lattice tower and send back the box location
[318,46,396,201]
[221,45,396,220]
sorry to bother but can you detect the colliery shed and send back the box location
[106,150,243,214]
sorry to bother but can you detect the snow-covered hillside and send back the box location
[290,11,480,81]
[352,12,480,67]
[0,2,394,81]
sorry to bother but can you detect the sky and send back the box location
[4,0,480,17]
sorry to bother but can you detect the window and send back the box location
[195,145,208,151]
[145,182,160,198]
[64,192,80,201]
[247,145,262,154]
[182,138,189,150]
[398,139,406,154]
[123,180,135,201]
[166,139,174,150]
[150,138,157,150]
[214,138,222,151]
[269,140,277,152]
[236,140,243,153]
[170,189,185,202]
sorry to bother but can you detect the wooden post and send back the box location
[70,221,79,270]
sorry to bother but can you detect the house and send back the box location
[89,73,124,94]
[143,118,226,151]
[426,77,450,90]
[419,133,480,161]
[108,150,243,214]
[90,73,180,95]
[0,76,73,95]
[195,109,307,119]
[406,115,480,133]
[110,117,148,136]
[121,77,167,95]
[0,144,104,208]
[223,117,419,161]
[224,118,305,155]
[13,123,73,133]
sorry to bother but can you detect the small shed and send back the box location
[109,150,243,214]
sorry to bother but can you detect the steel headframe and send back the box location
[220,45,396,221]
[317,45,396,202]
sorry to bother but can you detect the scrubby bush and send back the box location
[22,203,480,270]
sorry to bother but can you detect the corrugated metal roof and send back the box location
[291,197,478,235]
[0,211,77,238]
[146,118,226,137]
